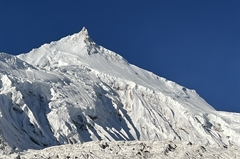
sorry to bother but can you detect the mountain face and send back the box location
[0,27,239,153]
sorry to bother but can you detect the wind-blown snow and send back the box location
[0,27,239,156]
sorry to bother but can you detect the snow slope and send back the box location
[0,27,239,155]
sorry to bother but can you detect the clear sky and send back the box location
[0,0,239,112]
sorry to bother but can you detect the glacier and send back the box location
[0,27,239,157]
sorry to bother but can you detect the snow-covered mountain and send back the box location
[0,27,239,154]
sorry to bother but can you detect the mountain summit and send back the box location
[80,26,88,35]
[59,26,93,45]
[0,28,239,153]
[18,27,125,69]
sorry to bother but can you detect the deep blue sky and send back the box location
[0,1,239,112]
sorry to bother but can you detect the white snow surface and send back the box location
[0,27,239,156]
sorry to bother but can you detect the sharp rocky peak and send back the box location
[58,26,94,45]
[81,26,88,35]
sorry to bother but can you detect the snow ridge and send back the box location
[0,27,239,156]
